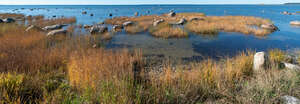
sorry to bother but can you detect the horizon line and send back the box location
[0,3,285,5]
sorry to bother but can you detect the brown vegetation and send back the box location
[105,13,274,38]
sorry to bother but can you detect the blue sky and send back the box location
[0,0,297,5]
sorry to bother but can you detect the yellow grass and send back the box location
[149,23,188,38]
[28,17,77,27]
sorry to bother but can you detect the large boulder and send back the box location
[123,21,134,27]
[25,25,43,32]
[89,25,108,34]
[261,24,278,31]
[283,63,300,70]
[253,52,268,71]
[0,19,3,23]
[47,29,67,36]
[281,95,300,104]
[3,18,15,23]
[43,24,66,31]
[290,21,300,26]
[153,19,164,26]
[168,12,176,17]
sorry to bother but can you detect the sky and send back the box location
[0,0,298,5]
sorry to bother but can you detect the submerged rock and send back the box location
[261,24,278,31]
[253,52,268,71]
[47,29,67,36]
[283,63,300,70]
[168,11,176,17]
[90,14,94,16]
[281,95,300,104]
[25,25,43,32]
[123,21,134,27]
[82,11,87,14]
[153,19,164,26]
[109,13,113,17]
[3,18,15,23]
[290,21,300,26]
[89,25,108,34]
[43,24,66,31]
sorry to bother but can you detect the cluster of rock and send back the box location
[25,24,69,37]
[0,18,15,23]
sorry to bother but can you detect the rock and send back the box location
[153,19,165,26]
[82,11,87,14]
[261,24,278,31]
[281,95,300,104]
[25,25,43,32]
[3,18,15,23]
[283,63,300,70]
[113,25,123,31]
[253,52,268,71]
[290,21,300,26]
[89,25,108,34]
[109,13,113,17]
[190,17,204,21]
[0,19,3,23]
[134,12,139,16]
[52,15,56,18]
[43,24,66,31]
[123,21,134,27]
[168,12,176,17]
[282,11,289,15]
[83,25,92,28]
[90,14,94,16]
[176,18,187,25]
[47,29,67,36]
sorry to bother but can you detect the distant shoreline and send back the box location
[0,4,284,6]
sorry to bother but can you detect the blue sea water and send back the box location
[1,5,300,59]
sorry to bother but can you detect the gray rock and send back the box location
[113,25,123,31]
[123,21,134,27]
[190,17,204,21]
[47,29,67,36]
[83,25,92,28]
[0,19,3,23]
[281,95,300,104]
[283,63,300,70]
[176,18,187,25]
[43,24,66,31]
[3,18,15,23]
[168,12,176,17]
[82,11,87,14]
[25,25,43,32]
[89,25,108,34]
[253,52,268,71]
[153,19,164,26]
[290,21,300,26]
[261,24,278,31]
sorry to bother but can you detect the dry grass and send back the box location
[185,16,272,36]
[28,17,77,27]
[0,13,25,20]
[124,25,145,34]
[149,23,188,38]
[105,13,274,37]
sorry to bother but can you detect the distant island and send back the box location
[284,3,300,5]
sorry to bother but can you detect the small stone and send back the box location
[47,29,67,36]
[123,21,134,27]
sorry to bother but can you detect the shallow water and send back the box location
[1,5,300,60]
